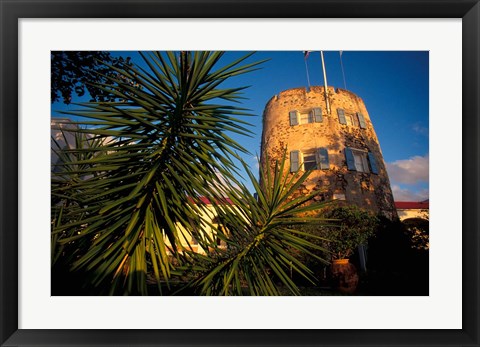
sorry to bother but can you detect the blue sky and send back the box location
[52,51,429,201]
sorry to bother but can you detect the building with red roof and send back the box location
[395,200,429,221]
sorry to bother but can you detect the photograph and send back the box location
[1,0,479,344]
[51,50,429,296]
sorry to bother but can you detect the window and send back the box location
[290,148,330,172]
[299,112,314,125]
[345,114,355,127]
[212,217,228,248]
[353,150,369,172]
[337,109,367,129]
[303,151,317,170]
[345,147,379,174]
[289,107,322,126]
[333,192,346,200]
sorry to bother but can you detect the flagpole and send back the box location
[320,51,331,114]
[339,51,347,90]
[304,55,311,90]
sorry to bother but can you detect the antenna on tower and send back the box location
[320,51,331,114]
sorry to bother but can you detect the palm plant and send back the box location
[51,128,109,265]
[185,155,331,295]
[52,51,331,295]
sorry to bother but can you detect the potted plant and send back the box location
[319,205,379,293]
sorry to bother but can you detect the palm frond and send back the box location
[188,154,333,296]
[52,51,266,295]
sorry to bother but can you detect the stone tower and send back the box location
[260,86,397,219]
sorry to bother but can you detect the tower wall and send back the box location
[260,86,397,219]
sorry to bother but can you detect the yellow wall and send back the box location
[397,208,429,221]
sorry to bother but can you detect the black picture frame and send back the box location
[1,0,479,346]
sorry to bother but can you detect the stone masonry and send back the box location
[260,86,397,219]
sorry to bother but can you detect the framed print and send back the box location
[1,0,479,346]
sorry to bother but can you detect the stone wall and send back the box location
[260,86,397,219]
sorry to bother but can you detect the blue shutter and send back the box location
[357,112,367,129]
[337,108,347,124]
[313,107,323,123]
[290,150,300,172]
[368,152,379,174]
[289,111,298,126]
[345,148,356,171]
[316,147,329,170]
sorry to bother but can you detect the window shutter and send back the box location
[316,147,329,170]
[337,108,347,124]
[290,150,300,172]
[345,148,356,171]
[289,111,299,126]
[357,112,367,129]
[313,107,323,123]
[368,152,379,174]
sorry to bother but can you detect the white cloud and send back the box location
[387,154,429,201]
[412,122,428,136]
[252,155,260,169]
[391,185,429,202]
[386,154,429,185]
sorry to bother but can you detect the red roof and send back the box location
[395,201,429,210]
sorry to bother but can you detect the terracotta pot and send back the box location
[330,259,359,294]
